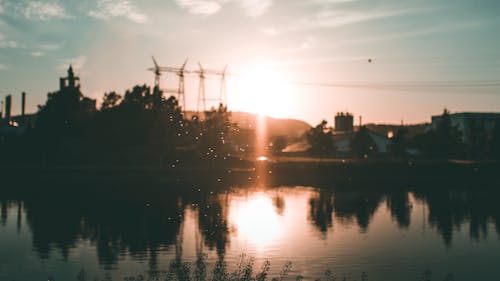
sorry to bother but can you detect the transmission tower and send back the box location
[195,62,207,114]
[176,59,189,112]
[195,64,232,113]
[147,56,164,89]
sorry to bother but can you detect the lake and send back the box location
[1,182,500,281]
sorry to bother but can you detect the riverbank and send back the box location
[1,158,499,195]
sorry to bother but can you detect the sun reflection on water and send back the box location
[229,194,282,248]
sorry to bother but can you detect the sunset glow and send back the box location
[230,63,298,118]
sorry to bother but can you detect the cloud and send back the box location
[89,0,149,23]
[173,0,272,17]
[31,51,44,57]
[340,21,485,47]
[278,37,317,54]
[0,40,19,48]
[39,42,64,51]
[59,55,86,71]
[173,0,222,15]
[24,1,70,21]
[0,63,6,70]
[291,8,414,31]
[238,0,272,17]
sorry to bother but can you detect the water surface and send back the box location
[1,185,500,280]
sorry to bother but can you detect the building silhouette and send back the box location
[431,112,500,144]
[59,65,80,91]
[334,112,354,132]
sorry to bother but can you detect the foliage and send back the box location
[101,91,122,110]
[72,257,456,281]
[413,109,463,158]
[388,126,409,158]
[270,136,287,160]
[490,119,500,159]
[306,120,335,160]
[350,126,377,159]
[194,104,235,159]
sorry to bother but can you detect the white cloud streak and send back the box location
[59,55,87,71]
[89,0,149,23]
[31,51,44,57]
[292,8,413,31]
[173,0,221,15]
[238,0,272,17]
[173,0,273,17]
[24,1,70,21]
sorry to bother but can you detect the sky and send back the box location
[0,0,499,125]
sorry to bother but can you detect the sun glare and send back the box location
[230,63,297,118]
[230,194,282,248]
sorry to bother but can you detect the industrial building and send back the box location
[431,112,500,144]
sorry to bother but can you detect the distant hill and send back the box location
[230,112,312,141]
[184,111,311,142]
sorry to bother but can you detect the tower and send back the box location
[5,95,12,125]
[59,65,80,91]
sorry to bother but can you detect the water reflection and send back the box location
[1,185,500,279]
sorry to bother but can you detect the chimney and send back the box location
[359,115,362,127]
[5,95,12,125]
[21,92,26,119]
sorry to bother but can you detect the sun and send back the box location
[229,63,298,118]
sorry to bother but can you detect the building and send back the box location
[334,112,354,132]
[431,112,500,144]
[60,65,80,91]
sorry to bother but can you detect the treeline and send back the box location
[306,109,500,160]
[1,84,241,166]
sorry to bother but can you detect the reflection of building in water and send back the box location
[431,112,500,144]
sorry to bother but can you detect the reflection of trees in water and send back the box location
[3,184,500,268]
[386,192,412,229]
[414,188,500,246]
[21,195,182,270]
[332,190,384,232]
[273,194,285,216]
[197,194,230,258]
[308,190,334,236]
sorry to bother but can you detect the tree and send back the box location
[100,91,122,110]
[306,120,335,160]
[196,104,236,159]
[490,119,500,159]
[388,126,409,158]
[350,126,377,158]
[270,136,287,161]
[415,109,463,158]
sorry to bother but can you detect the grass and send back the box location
[70,254,454,281]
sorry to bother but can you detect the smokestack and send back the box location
[21,92,26,119]
[359,115,362,127]
[5,95,12,125]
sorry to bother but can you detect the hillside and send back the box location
[230,112,312,141]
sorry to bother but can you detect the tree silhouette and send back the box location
[306,120,335,160]
[270,136,287,161]
[350,126,377,159]
[388,126,409,158]
[100,91,122,110]
[195,104,235,160]
[415,109,463,158]
[490,119,500,159]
